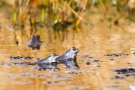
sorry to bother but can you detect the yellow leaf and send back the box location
[76,19,81,27]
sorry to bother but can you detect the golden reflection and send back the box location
[0,1,135,90]
[0,23,134,90]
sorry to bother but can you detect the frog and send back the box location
[36,53,59,71]
[27,35,42,50]
[57,47,80,69]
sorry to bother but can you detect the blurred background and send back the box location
[0,0,135,42]
[0,0,135,90]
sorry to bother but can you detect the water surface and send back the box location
[0,4,135,90]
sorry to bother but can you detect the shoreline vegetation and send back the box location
[0,0,135,42]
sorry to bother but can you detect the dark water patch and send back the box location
[83,59,102,66]
[11,62,36,66]
[9,56,34,60]
[127,63,131,64]
[67,71,82,75]
[133,52,135,54]
[7,73,37,78]
[111,76,125,79]
[81,55,94,59]
[124,73,135,77]
[46,81,52,84]
[54,81,60,84]
[0,62,6,65]
[52,72,82,79]
[104,53,129,57]
[93,60,102,62]
[14,40,19,45]
[54,75,71,79]
[70,85,87,90]
[125,74,130,77]
[36,67,60,72]
[0,62,36,66]
[126,62,135,66]
[112,68,135,74]
[112,68,135,78]
[110,59,114,61]
[34,67,46,71]
[44,81,63,84]
[86,61,90,65]
[54,75,62,78]
[9,56,22,60]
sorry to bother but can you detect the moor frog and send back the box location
[36,53,59,70]
[28,35,42,50]
[57,47,80,69]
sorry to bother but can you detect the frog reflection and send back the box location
[57,47,80,69]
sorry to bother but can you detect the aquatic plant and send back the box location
[1,0,135,40]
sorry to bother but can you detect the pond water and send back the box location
[0,2,135,90]
[0,22,135,90]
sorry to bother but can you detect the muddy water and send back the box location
[0,17,135,90]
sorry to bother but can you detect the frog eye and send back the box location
[52,53,56,56]
[31,35,35,38]
[52,53,59,57]
[72,47,76,51]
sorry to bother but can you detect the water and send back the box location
[0,4,135,90]
[0,24,135,90]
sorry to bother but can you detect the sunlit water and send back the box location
[0,8,135,90]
